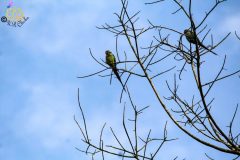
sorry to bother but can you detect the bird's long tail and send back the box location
[199,43,218,55]
[113,68,126,91]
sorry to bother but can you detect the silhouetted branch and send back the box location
[77,0,240,159]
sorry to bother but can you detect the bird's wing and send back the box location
[113,54,116,63]
[113,55,117,68]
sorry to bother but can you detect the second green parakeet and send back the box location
[184,29,217,55]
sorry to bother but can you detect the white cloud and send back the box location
[12,83,78,150]
[11,0,112,56]
[213,13,240,55]
[219,13,240,32]
[10,82,132,151]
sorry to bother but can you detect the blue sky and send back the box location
[0,0,240,159]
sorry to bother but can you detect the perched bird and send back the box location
[184,29,217,55]
[105,50,125,90]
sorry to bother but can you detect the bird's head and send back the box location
[105,50,111,56]
[184,29,189,34]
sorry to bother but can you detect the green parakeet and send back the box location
[105,50,125,90]
[184,29,217,55]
